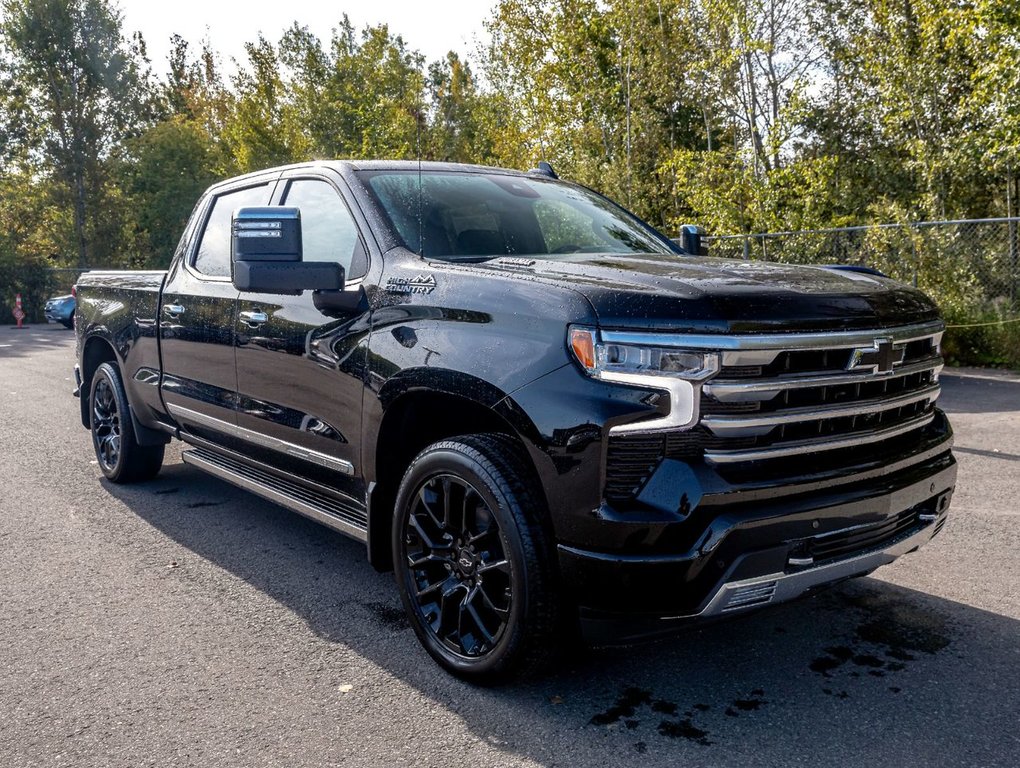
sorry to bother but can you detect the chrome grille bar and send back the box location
[602,322,945,494]
[697,323,944,466]
[702,383,941,438]
[704,412,936,464]
[600,320,944,352]
[703,355,943,403]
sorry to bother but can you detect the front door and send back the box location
[233,174,371,506]
[160,178,276,445]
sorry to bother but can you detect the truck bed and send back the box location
[75,270,169,435]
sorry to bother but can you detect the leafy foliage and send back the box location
[1,0,155,266]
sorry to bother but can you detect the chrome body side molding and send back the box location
[167,403,354,476]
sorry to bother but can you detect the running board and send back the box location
[181,447,368,543]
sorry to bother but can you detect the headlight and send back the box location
[568,326,719,433]
[569,327,719,380]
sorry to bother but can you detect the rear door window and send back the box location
[193,183,272,277]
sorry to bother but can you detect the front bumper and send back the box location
[696,498,948,617]
[560,447,956,637]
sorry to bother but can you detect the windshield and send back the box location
[357,171,682,261]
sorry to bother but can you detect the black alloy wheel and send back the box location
[92,375,121,472]
[89,362,165,483]
[393,434,560,682]
[404,473,514,658]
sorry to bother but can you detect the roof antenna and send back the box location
[416,105,424,257]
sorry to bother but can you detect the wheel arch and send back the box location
[79,335,119,429]
[365,386,546,572]
[79,334,169,447]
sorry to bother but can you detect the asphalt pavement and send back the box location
[1,323,1018,767]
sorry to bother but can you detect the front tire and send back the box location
[393,434,560,683]
[89,362,164,483]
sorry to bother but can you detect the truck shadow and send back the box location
[107,462,1020,767]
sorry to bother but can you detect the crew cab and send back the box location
[74,161,956,681]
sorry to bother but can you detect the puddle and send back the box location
[808,589,952,694]
[657,718,712,745]
[589,686,766,747]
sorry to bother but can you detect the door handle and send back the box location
[163,304,186,317]
[239,310,269,327]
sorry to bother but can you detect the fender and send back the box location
[362,366,521,485]
[361,250,599,482]
[361,366,539,572]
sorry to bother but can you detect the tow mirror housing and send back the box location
[231,207,343,294]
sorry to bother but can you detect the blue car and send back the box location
[44,294,75,328]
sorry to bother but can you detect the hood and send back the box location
[481,254,941,333]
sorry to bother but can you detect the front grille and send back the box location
[604,323,945,502]
[700,331,941,466]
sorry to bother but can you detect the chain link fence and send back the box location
[702,218,1020,366]
[704,218,1020,321]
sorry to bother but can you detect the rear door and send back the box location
[232,171,372,502]
[160,176,277,445]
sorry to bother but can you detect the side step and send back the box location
[181,447,368,543]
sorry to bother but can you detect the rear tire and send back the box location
[89,362,164,483]
[392,434,561,683]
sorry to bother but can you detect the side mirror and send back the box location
[231,207,344,294]
[680,224,708,256]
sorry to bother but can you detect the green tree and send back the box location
[276,19,427,162]
[965,0,1020,218]
[164,35,232,129]
[427,52,488,162]
[221,35,309,173]
[0,46,35,169]
[605,0,706,226]
[0,168,72,320]
[119,117,218,267]
[815,0,981,220]
[482,0,712,228]
[484,0,623,182]
[1,0,154,266]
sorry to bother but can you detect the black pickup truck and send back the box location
[74,161,956,681]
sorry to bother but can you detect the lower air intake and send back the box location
[721,581,778,612]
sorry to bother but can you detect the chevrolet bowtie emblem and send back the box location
[846,338,906,374]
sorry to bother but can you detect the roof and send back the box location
[204,160,549,195]
[334,159,530,176]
